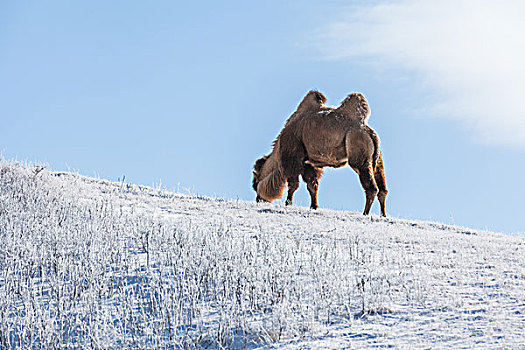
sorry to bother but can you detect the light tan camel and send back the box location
[253,91,387,216]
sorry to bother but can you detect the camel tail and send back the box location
[257,162,286,202]
[365,125,380,169]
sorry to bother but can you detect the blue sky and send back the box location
[1,0,524,235]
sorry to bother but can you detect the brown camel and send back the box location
[252,90,387,216]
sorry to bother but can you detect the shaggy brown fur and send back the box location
[364,125,380,176]
[252,147,286,202]
[252,90,388,216]
[280,90,329,132]
[336,92,371,125]
[252,91,327,206]
[278,91,332,193]
[252,149,323,208]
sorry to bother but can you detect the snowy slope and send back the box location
[0,161,524,349]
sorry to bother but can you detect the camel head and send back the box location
[337,92,371,124]
[252,155,268,193]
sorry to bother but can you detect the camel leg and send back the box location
[285,177,300,206]
[374,155,388,217]
[358,165,378,215]
[302,164,323,209]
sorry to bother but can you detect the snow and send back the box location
[0,161,524,349]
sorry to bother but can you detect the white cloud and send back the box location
[315,0,525,149]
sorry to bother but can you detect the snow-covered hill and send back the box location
[0,161,523,349]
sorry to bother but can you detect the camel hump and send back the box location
[295,90,327,113]
[336,92,371,124]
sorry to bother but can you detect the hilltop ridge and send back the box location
[0,162,523,349]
